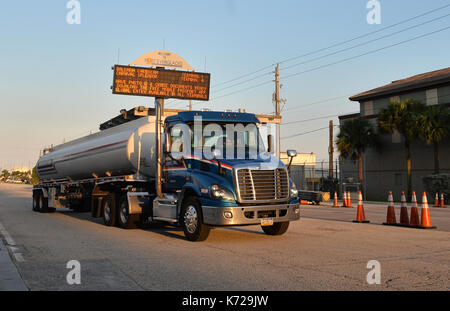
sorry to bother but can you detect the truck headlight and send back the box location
[290,183,298,198]
[210,185,235,201]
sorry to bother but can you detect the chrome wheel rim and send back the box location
[104,201,111,222]
[120,202,128,224]
[184,205,198,234]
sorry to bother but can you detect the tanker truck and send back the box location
[32,103,300,241]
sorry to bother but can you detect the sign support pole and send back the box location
[155,97,165,199]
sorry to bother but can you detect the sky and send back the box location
[1,0,450,170]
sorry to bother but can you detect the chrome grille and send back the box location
[235,168,289,203]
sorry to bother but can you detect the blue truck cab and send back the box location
[156,110,300,241]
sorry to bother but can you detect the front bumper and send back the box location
[202,203,300,226]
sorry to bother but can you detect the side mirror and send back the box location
[286,149,297,173]
[287,149,297,158]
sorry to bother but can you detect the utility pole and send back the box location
[329,120,334,179]
[274,64,280,157]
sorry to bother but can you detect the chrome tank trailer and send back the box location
[36,116,157,181]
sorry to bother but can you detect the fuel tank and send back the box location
[36,116,157,181]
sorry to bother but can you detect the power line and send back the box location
[208,25,450,103]
[282,127,329,139]
[280,12,450,72]
[197,3,450,92]
[166,5,450,108]
[261,94,352,114]
[282,124,343,140]
[277,3,450,66]
[281,25,450,81]
[281,113,354,126]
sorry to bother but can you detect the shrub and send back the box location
[423,173,450,204]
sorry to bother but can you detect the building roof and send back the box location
[349,67,450,102]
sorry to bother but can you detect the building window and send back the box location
[426,88,438,106]
[390,96,400,103]
[364,101,373,116]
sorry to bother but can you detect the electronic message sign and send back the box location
[112,65,210,101]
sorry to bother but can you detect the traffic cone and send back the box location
[333,191,339,207]
[409,191,420,227]
[342,191,347,207]
[399,191,409,226]
[420,192,436,229]
[383,191,397,225]
[434,193,439,207]
[353,190,369,223]
[440,193,446,208]
[347,191,352,208]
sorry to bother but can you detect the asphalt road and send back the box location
[0,183,449,291]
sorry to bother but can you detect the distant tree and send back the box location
[378,99,425,199]
[1,169,10,180]
[417,105,450,174]
[30,167,40,185]
[337,117,379,191]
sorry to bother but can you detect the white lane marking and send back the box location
[0,221,25,262]
[0,221,16,246]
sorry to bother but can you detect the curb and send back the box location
[0,234,28,291]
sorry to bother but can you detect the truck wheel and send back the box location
[102,195,116,227]
[117,195,137,229]
[39,192,49,213]
[32,192,40,212]
[181,197,210,242]
[261,221,290,236]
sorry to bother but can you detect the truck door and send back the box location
[163,126,189,193]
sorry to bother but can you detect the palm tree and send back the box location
[418,105,450,174]
[337,117,378,191]
[378,99,425,199]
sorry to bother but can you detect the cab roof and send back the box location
[165,110,260,124]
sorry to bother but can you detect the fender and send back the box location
[177,184,202,222]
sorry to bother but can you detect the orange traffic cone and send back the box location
[383,191,397,225]
[342,191,347,207]
[434,193,439,207]
[420,192,436,229]
[353,190,369,223]
[347,191,352,208]
[440,193,446,208]
[333,191,339,207]
[399,191,409,226]
[409,191,420,227]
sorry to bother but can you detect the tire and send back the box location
[38,192,49,213]
[117,194,138,229]
[32,192,40,212]
[102,195,117,227]
[181,197,210,242]
[261,221,290,236]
